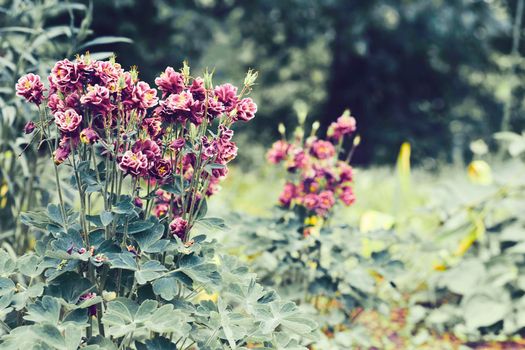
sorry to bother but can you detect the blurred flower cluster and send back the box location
[16,55,258,240]
[267,110,357,221]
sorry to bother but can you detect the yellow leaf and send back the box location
[360,210,395,233]
[467,160,493,185]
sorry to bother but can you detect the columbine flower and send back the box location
[54,109,82,133]
[80,84,111,114]
[214,83,238,112]
[339,185,355,206]
[158,91,193,122]
[119,150,149,177]
[24,121,36,134]
[279,182,297,207]
[150,158,172,179]
[170,138,185,151]
[133,197,143,208]
[267,140,289,164]
[53,144,71,165]
[16,73,45,105]
[155,66,185,96]
[337,161,353,183]
[169,217,188,239]
[327,112,357,141]
[190,77,206,101]
[234,97,257,122]
[132,81,158,110]
[78,293,98,317]
[310,140,336,160]
[80,127,99,144]
[316,190,335,216]
[48,59,84,93]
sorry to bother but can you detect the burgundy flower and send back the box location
[79,127,99,145]
[338,161,353,183]
[78,293,98,317]
[132,81,158,110]
[132,139,161,162]
[53,143,71,165]
[155,67,185,96]
[310,140,336,160]
[16,73,45,105]
[80,84,111,114]
[170,138,185,151]
[24,121,36,134]
[214,83,238,112]
[54,109,82,133]
[316,190,335,216]
[47,94,65,114]
[119,150,149,177]
[141,117,163,140]
[339,185,355,206]
[219,125,234,141]
[48,59,84,93]
[217,139,238,163]
[92,60,122,89]
[159,91,193,122]
[169,217,188,239]
[279,182,297,207]
[267,140,290,164]
[189,100,205,125]
[190,77,206,101]
[327,113,357,141]
[207,97,225,119]
[302,193,319,212]
[234,97,257,122]
[150,158,172,179]
[134,197,143,208]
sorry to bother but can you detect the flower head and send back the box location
[80,127,99,145]
[119,150,149,177]
[169,217,188,239]
[16,73,44,105]
[155,67,185,96]
[54,109,82,133]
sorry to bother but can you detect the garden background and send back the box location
[2,0,525,349]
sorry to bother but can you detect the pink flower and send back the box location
[302,193,319,211]
[24,121,36,134]
[267,140,289,164]
[134,197,143,208]
[54,109,82,133]
[53,139,71,165]
[92,60,122,89]
[316,190,335,216]
[150,158,172,179]
[170,138,185,151]
[190,77,206,101]
[154,203,170,218]
[219,125,234,141]
[337,161,353,183]
[310,140,336,160]
[79,128,99,144]
[132,81,158,110]
[119,150,149,177]
[158,91,193,122]
[339,185,355,206]
[279,182,297,207]
[16,73,44,105]
[217,139,238,163]
[327,113,357,141]
[169,217,188,239]
[80,84,111,114]
[48,59,84,93]
[141,117,163,139]
[155,67,185,96]
[78,293,98,316]
[234,97,257,122]
[47,94,65,114]
[214,83,238,112]
[132,139,161,162]
[207,97,225,119]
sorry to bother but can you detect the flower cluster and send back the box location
[267,111,357,219]
[16,56,258,242]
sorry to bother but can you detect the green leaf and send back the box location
[463,293,509,330]
[120,220,155,235]
[45,272,95,305]
[100,211,113,227]
[135,261,167,285]
[47,204,65,226]
[76,36,132,51]
[24,296,61,325]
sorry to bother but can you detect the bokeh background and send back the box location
[84,0,524,166]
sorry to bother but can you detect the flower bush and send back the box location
[3,56,316,349]
[267,110,358,231]
[225,112,402,349]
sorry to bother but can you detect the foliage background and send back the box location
[86,0,525,165]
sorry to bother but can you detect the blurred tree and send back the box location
[87,0,517,164]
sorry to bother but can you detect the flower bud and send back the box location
[24,121,36,134]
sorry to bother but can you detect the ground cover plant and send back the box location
[0,56,316,349]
